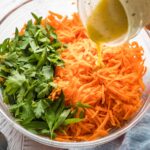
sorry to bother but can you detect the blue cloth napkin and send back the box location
[120,110,150,150]
[94,110,150,150]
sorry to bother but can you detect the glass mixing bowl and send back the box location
[0,0,150,149]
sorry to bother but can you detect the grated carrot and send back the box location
[43,12,146,141]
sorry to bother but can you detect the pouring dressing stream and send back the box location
[87,0,128,65]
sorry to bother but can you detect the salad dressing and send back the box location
[86,0,128,66]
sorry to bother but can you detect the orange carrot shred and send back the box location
[42,12,146,141]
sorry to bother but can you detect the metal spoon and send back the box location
[0,132,8,150]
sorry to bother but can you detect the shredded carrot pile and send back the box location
[42,11,87,43]
[43,12,146,141]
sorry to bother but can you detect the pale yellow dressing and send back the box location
[87,0,128,66]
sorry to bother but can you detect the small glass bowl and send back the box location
[0,0,150,149]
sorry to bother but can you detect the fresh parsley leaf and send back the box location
[23,121,48,130]
[4,71,26,95]
[45,108,55,138]
[42,66,53,80]
[52,109,71,131]
[63,118,83,125]
[20,101,35,124]
[33,100,48,118]
[76,101,92,108]
[31,13,42,25]
[36,49,47,69]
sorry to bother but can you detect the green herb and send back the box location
[45,92,72,138]
[76,101,92,108]
[79,110,85,118]
[63,118,83,125]
[0,13,82,139]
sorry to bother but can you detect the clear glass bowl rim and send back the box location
[0,0,150,149]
